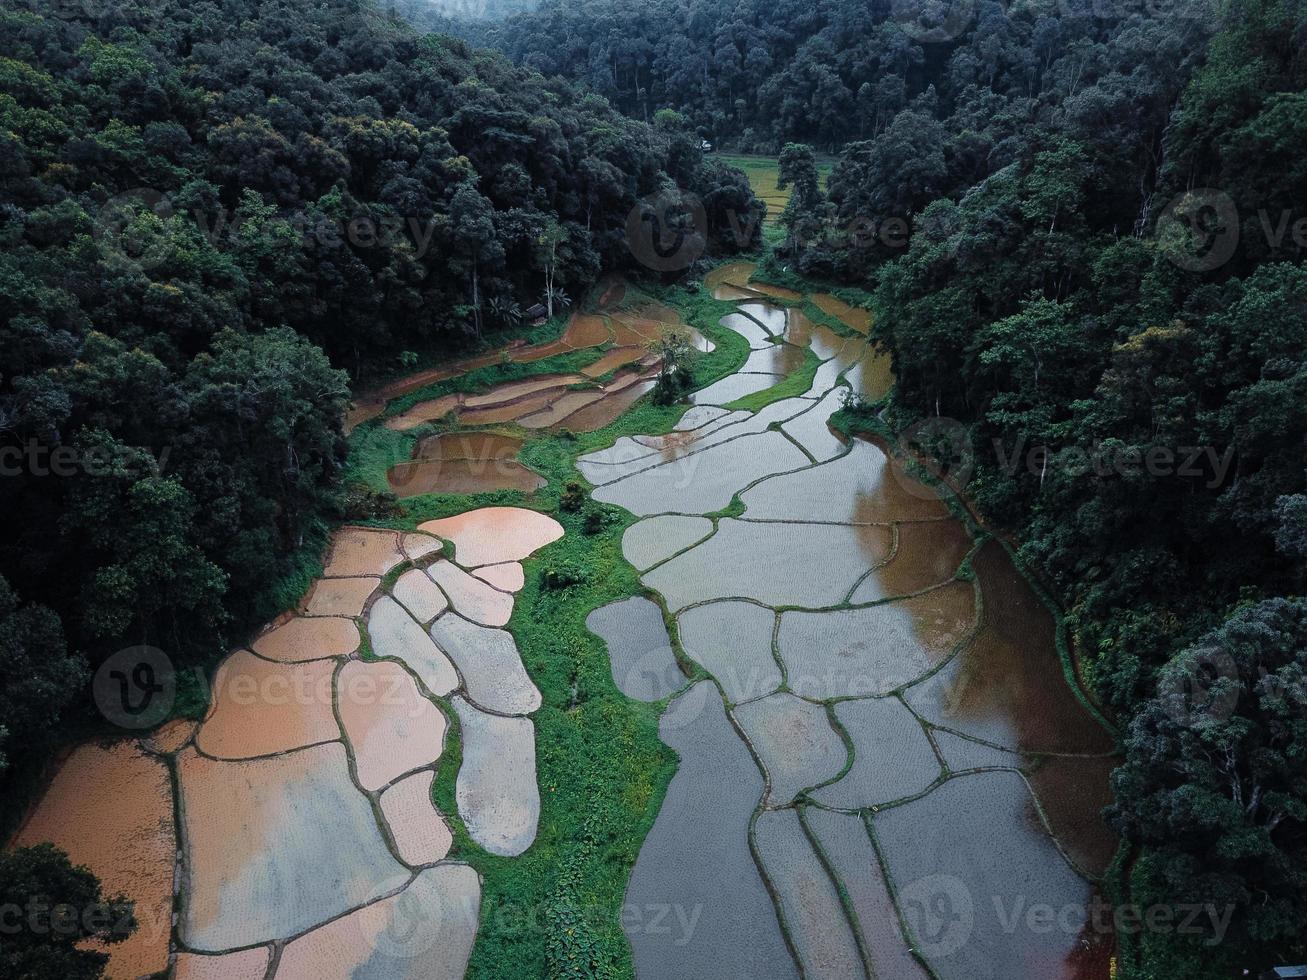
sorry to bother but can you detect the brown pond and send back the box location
[386,432,545,497]
[562,378,657,432]
[11,741,176,979]
[811,293,872,333]
[582,346,647,378]
[906,540,1117,757]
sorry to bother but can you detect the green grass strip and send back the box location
[724,346,821,413]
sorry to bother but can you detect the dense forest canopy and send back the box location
[0,0,759,785]
[466,0,1215,153]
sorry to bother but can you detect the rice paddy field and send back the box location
[714,153,836,228]
[12,263,1121,980]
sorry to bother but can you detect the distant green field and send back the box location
[716,153,835,227]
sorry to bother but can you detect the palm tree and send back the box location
[546,287,572,314]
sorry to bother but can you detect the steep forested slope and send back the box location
[472,0,1205,152]
[0,0,759,782]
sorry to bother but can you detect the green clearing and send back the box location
[714,153,834,229]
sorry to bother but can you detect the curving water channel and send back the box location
[584,265,1119,980]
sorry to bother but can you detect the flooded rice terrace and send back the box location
[582,263,1119,980]
[11,263,1116,979]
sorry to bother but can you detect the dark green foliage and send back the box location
[0,844,136,980]
[470,0,1201,158]
[559,481,586,512]
[776,142,824,256]
[581,508,606,535]
[541,561,587,590]
[1108,599,1307,965]
[0,578,86,774]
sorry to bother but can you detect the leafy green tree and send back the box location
[448,182,504,337]
[0,578,86,773]
[1108,598,1307,962]
[776,142,823,252]
[0,844,136,980]
[649,330,692,405]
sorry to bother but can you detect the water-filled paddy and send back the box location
[754,808,867,978]
[417,506,563,566]
[337,659,446,791]
[451,696,539,857]
[803,807,930,980]
[598,270,1115,980]
[642,517,892,610]
[379,770,452,867]
[177,742,405,951]
[621,514,714,570]
[367,595,459,696]
[874,772,1108,980]
[586,596,684,702]
[625,683,797,979]
[197,650,339,759]
[733,693,846,804]
[676,599,782,702]
[430,613,542,715]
